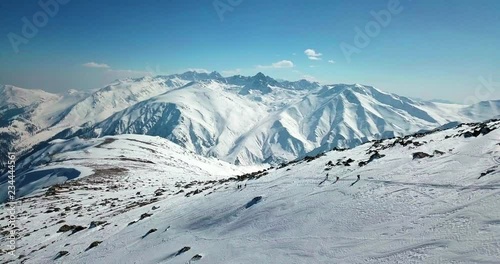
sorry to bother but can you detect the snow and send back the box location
[71,80,500,165]
[1,120,499,263]
[2,72,500,167]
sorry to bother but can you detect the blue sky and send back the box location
[0,0,499,102]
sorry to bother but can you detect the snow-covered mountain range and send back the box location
[1,71,500,166]
[1,118,499,263]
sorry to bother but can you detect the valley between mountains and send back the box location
[1,71,500,263]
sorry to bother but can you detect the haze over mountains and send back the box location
[1,71,500,167]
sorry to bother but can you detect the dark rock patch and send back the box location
[176,246,191,256]
[89,221,107,229]
[190,254,203,261]
[55,251,69,260]
[246,196,263,208]
[86,241,102,251]
[142,228,157,238]
[433,150,445,156]
[413,152,433,160]
[140,213,152,220]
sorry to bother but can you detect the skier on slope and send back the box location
[350,175,360,186]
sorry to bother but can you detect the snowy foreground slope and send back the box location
[1,120,499,263]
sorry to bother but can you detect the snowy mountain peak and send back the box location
[0,84,60,108]
[254,72,266,79]
[2,72,500,168]
[174,70,223,82]
[208,71,223,79]
[239,72,278,95]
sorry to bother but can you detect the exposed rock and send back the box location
[89,221,107,229]
[55,251,69,259]
[176,246,191,256]
[154,188,165,196]
[413,152,433,160]
[86,241,102,251]
[57,224,86,234]
[359,151,385,167]
[57,225,74,233]
[45,186,58,196]
[71,225,86,234]
[246,196,263,208]
[433,150,445,156]
[143,228,157,238]
[140,213,152,220]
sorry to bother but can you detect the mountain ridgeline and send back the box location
[1,71,500,166]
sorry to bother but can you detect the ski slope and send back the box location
[2,119,499,263]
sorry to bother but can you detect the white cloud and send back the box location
[328,60,336,64]
[302,74,319,82]
[82,62,110,69]
[221,68,242,76]
[186,68,210,73]
[304,49,322,60]
[257,60,294,69]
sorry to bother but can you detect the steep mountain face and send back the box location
[170,70,223,81]
[62,79,500,165]
[2,71,500,166]
[239,72,277,95]
[0,76,190,169]
[3,120,499,263]
[0,85,89,168]
[78,81,270,163]
[53,76,189,127]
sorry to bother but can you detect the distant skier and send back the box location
[318,173,329,186]
[350,175,360,186]
[332,176,340,184]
